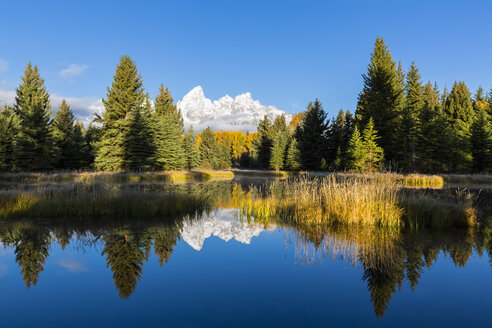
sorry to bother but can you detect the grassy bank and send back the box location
[0,184,211,220]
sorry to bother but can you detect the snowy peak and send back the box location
[177,86,292,132]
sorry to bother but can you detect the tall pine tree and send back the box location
[14,63,53,171]
[356,37,404,163]
[52,100,86,169]
[95,55,145,171]
[154,85,185,170]
[443,81,475,171]
[298,99,327,170]
[396,62,423,172]
[470,110,491,172]
[252,115,273,169]
[183,126,199,170]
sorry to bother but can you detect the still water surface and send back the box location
[0,180,490,327]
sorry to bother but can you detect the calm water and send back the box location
[0,180,491,327]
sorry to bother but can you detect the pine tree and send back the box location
[362,118,384,172]
[14,62,53,171]
[183,126,199,170]
[270,129,289,171]
[122,107,156,171]
[326,110,345,168]
[298,99,327,170]
[470,110,491,172]
[395,62,423,171]
[346,126,366,172]
[52,100,86,169]
[95,55,145,170]
[84,123,99,167]
[154,85,185,170]
[199,127,219,169]
[416,83,456,172]
[286,138,302,171]
[72,121,89,168]
[356,37,404,163]
[251,115,273,169]
[154,84,184,132]
[443,81,475,171]
[0,105,19,171]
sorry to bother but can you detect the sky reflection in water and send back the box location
[0,182,490,327]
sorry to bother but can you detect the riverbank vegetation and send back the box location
[0,37,490,175]
[239,176,482,230]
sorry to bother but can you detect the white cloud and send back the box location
[59,64,89,79]
[58,259,88,273]
[50,94,103,126]
[0,59,8,74]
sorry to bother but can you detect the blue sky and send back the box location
[1,0,491,123]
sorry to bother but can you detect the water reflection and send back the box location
[0,209,490,317]
[0,180,490,320]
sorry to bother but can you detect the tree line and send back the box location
[0,37,491,173]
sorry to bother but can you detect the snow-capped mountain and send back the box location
[177,86,292,132]
[180,209,276,251]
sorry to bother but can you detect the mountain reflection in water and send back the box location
[0,180,490,326]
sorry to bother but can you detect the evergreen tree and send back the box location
[122,107,156,170]
[396,62,423,171]
[252,115,273,169]
[356,37,404,163]
[346,126,366,172]
[154,84,184,132]
[183,126,199,170]
[0,105,19,171]
[298,99,327,170]
[95,55,145,170]
[285,138,302,171]
[326,110,345,169]
[270,129,289,171]
[216,139,232,169]
[154,85,185,170]
[84,123,99,167]
[362,118,384,172]
[470,110,491,172]
[443,81,475,171]
[416,84,456,173]
[52,100,86,169]
[199,127,219,169]
[72,121,89,168]
[14,63,53,171]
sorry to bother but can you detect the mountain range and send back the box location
[177,86,292,132]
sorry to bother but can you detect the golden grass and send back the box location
[0,184,211,219]
[322,172,444,188]
[240,176,404,229]
[239,176,479,230]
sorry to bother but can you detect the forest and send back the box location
[0,37,491,174]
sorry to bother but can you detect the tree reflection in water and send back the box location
[0,180,490,317]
